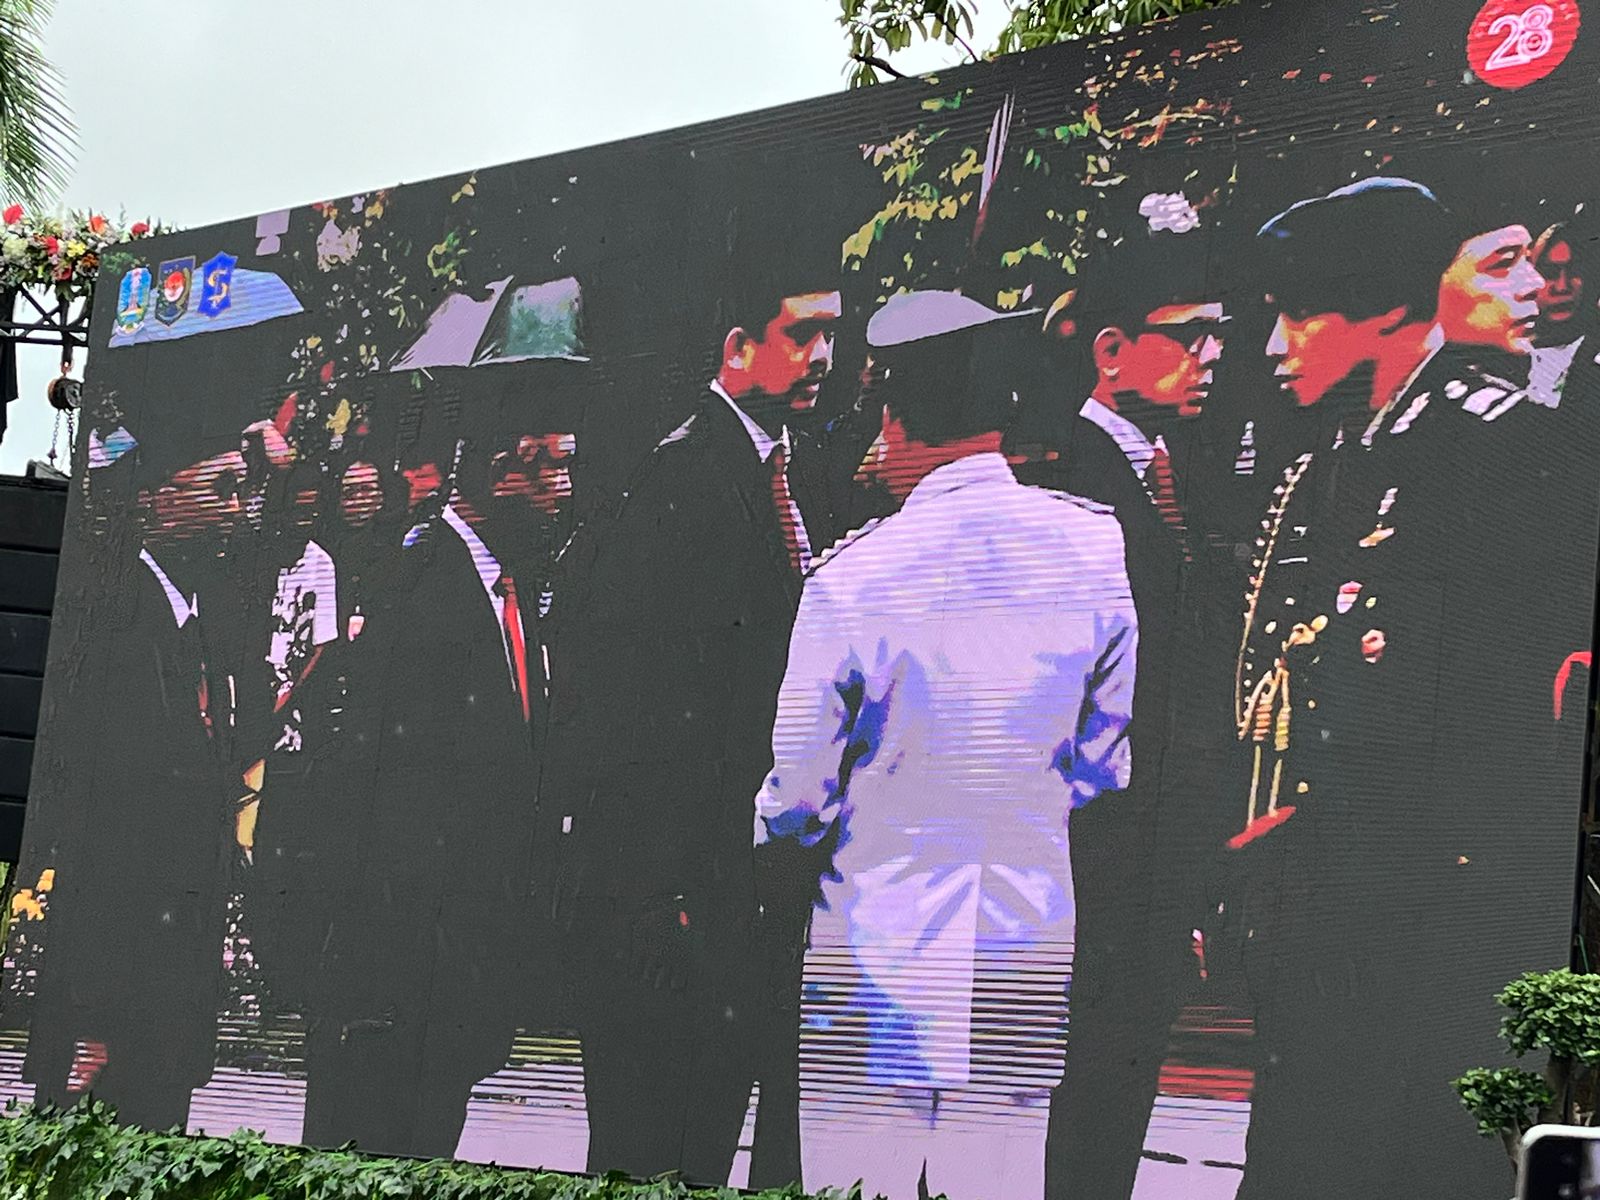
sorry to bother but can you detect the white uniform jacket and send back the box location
[755,451,1138,1089]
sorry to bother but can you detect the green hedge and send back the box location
[0,1100,858,1200]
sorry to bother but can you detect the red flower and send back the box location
[130,221,150,237]
[88,214,107,234]
[42,235,59,255]
[1,204,21,225]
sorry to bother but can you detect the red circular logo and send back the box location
[1468,0,1582,89]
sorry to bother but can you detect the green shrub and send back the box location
[1498,969,1600,1065]
[1453,1066,1554,1139]
[0,1099,860,1200]
[1453,967,1600,1182]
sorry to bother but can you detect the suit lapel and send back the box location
[427,518,542,752]
[694,396,805,598]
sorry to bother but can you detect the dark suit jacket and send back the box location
[24,549,232,1101]
[1014,404,1240,882]
[537,389,812,1185]
[1013,406,1240,1200]
[541,391,803,935]
[319,515,540,1082]
[248,539,402,1018]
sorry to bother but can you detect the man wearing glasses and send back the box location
[1011,223,1237,1200]
[1018,223,1227,538]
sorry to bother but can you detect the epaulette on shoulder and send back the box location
[1441,372,1527,423]
[655,412,700,450]
[808,517,885,575]
[1043,487,1114,517]
[401,518,436,549]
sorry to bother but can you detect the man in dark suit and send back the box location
[540,242,841,1185]
[22,433,246,1130]
[1009,226,1240,1200]
[304,408,556,1158]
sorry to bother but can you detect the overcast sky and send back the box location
[2,0,1009,474]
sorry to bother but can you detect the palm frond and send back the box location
[0,0,76,207]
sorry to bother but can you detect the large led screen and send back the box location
[5,1,1598,1196]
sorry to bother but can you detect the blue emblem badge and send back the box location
[197,251,238,318]
[114,266,152,336]
[155,257,195,326]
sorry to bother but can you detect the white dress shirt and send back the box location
[139,547,198,628]
[266,539,338,683]
[440,501,526,692]
[1079,396,1165,480]
[709,378,787,462]
[262,538,339,751]
[755,451,1137,1089]
[1529,336,1585,408]
[708,379,812,568]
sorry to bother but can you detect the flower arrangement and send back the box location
[0,203,163,298]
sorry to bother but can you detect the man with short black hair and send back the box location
[23,432,247,1132]
[305,408,556,1158]
[540,209,841,1185]
[1013,224,1236,1200]
[1439,212,1544,358]
[755,290,1137,1200]
[1529,220,1588,407]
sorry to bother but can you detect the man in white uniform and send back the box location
[754,291,1138,1200]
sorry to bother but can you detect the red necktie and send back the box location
[496,574,532,723]
[1148,444,1186,533]
[769,445,807,575]
[196,659,214,738]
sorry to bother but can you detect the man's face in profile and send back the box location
[145,450,248,542]
[739,291,843,412]
[490,432,577,517]
[1438,225,1543,353]
[401,460,444,513]
[339,461,384,529]
[1535,235,1584,343]
[1265,303,1381,408]
[1101,301,1228,417]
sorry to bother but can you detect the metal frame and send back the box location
[1,285,90,360]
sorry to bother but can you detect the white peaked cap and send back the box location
[865,289,1041,349]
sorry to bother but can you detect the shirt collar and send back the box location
[1079,397,1163,480]
[904,451,1016,507]
[709,380,790,463]
[1528,336,1585,408]
[139,547,198,628]
[1361,328,1448,446]
[441,501,503,597]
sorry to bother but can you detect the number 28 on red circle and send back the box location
[1468,0,1582,89]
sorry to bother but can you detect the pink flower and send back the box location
[42,235,58,255]
[88,214,107,234]
[1361,628,1387,664]
[1139,191,1201,234]
[1,204,21,225]
[130,221,149,237]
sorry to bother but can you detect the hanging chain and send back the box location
[46,350,78,470]
[47,407,75,469]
